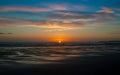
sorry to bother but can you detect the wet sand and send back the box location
[0,52,120,75]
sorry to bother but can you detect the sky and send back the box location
[0,0,120,42]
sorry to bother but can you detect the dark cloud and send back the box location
[8,32,13,34]
[110,32,120,35]
[0,32,13,35]
[0,32,4,34]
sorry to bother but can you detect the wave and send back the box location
[0,45,120,65]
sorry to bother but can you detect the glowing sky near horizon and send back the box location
[0,0,120,42]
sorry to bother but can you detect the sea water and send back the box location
[0,45,120,66]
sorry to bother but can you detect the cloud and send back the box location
[0,16,84,29]
[96,7,120,19]
[0,11,110,30]
[97,7,114,13]
[44,3,87,11]
[0,17,6,20]
[93,13,114,20]
[0,32,13,35]
[0,9,117,30]
[110,32,120,35]
[48,11,97,23]
[0,16,32,27]
[91,22,108,26]
[48,5,68,10]
[115,14,120,16]
[0,3,88,13]
[0,6,49,12]
[0,32,4,34]
[8,33,13,34]
[50,18,96,24]
[55,12,80,16]
[35,21,85,29]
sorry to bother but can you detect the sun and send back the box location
[58,41,62,43]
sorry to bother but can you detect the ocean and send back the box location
[0,45,120,65]
[0,42,120,75]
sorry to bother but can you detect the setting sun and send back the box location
[58,41,62,43]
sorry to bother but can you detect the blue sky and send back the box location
[0,0,120,42]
